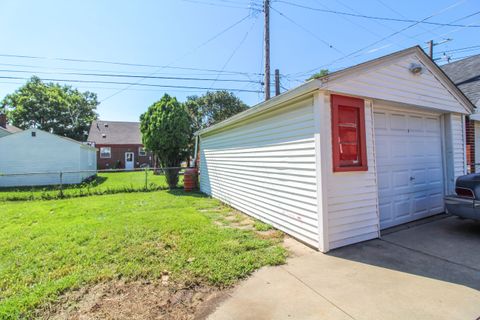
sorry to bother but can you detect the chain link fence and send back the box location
[0,167,187,201]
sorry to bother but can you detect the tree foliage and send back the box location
[185,90,249,131]
[185,90,249,155]
[140,94,191,188]
[307,69,329,81]
[1,76,98,141]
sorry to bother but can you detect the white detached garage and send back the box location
[196,46,474,252]
[0,129,97,187]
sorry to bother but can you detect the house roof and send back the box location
[441,54,480,108]
[87,120,143,145]
[0,124,22,135]
[197,46,474,136]
[0,128,96,150]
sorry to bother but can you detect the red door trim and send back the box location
[331,94,368,172]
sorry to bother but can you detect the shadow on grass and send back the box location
[0,175,109,193]
[167,189,206,198]
[86,175,108,186]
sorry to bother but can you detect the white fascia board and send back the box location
[195,80,320,137]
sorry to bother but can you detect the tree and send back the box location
[1,76,98,141]
[307,69,329,81]
[140,94,191,189]
[185,90,249,157]
[185,91,249,130]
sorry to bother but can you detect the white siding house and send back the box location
[196,46,474,252]
[0,129,97,187]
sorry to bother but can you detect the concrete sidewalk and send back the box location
[208,217,480,320]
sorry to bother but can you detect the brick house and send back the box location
[0,113,22,137]
[87,120,153,170]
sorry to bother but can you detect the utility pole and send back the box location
[275,69,280,96]
[426,38,452,59]
[428,40,433,58]
[264,0,270,101]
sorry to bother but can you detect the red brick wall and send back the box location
[95,144,153,170]
[465,117,475,173]
[0,114,6,129]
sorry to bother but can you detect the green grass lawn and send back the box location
[0,191,285,319]
[0,171,180,201]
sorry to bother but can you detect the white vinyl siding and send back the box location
[323,53,465,114]
[199,97,321,247]
[475,121,480,173]
[452,115,467,180]
[0,129,96,187]
[319,94,380,250]
[444,114,467,194]
[79,145,97,181]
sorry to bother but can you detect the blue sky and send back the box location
[0,0,479,121]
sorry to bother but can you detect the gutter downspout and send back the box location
[193,135,199,168]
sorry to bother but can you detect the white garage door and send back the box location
[374,106,445,229]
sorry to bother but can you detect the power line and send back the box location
[362,10,480,65]
[419,13,480,41]
[209,17,258,88]
[435,53,479,62]
[443,45,480,52]
[295,0,469,77]
[269,5,344,54]
[382,10,480,50]
[0,53,262,76]
[0,69,261,83]
[375,0,442,39]
[317,0,395,41]
[0,80,259,94]
[179,0,252,10]
[0,76,262,93]
[180,0,264,10]
[100,13,254,102]
[275,0,480,28]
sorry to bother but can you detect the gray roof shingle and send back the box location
[4,124,22,133]
[87,120,143,145]
[441,54,480,107]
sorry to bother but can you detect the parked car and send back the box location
[445,174,480,221]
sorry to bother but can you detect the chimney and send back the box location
[0,113,6,129]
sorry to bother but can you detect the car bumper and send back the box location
[445,195,480,221]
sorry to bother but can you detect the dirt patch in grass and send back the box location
[37,280,228,320]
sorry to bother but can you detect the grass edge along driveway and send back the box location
[0,191,286,319]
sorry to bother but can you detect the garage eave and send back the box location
[195,81,320,137]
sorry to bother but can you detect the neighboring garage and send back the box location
[195,46,474,252]
[0,129,97,187]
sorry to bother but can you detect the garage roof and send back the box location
[197,46,474,137]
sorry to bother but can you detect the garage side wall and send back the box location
[475,121,480,173]
[199,97,322,247]
[79,146,97,181]
[445,113,467,193]
[0,130,83,187]
[319,94,380,250]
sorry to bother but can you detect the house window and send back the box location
[100,147,111,159]
[331,94,367,172]
[138,147,147,157]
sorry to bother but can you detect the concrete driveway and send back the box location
[208,215,480,320]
